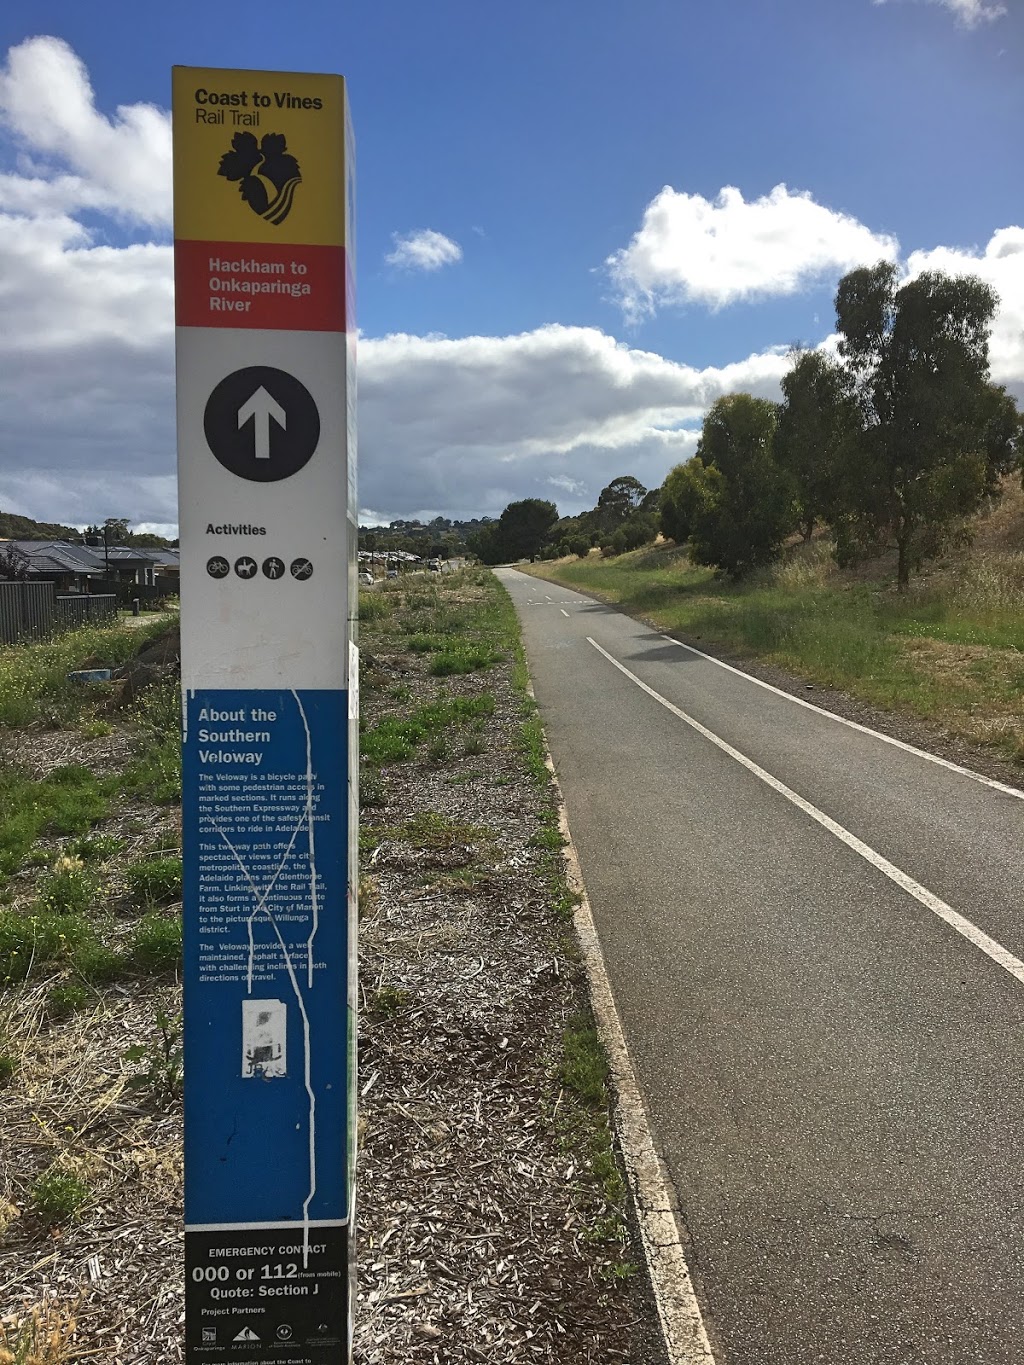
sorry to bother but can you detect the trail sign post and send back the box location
[173,67,357,1363]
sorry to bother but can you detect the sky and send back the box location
[0,0,1021,536]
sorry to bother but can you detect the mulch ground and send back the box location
[0,597,665,1363]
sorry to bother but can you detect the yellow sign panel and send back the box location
[172,66,349,247]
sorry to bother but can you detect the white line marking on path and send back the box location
[588,636,1024,987]
[654,630,1024,802]
[539,717,717,1362]
[560,608,569,617]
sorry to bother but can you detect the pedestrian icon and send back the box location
[204,366,320,483]
[235,556,258,579]
[262,556,285,580]
[290,557,314,580]
[206,555,229,579]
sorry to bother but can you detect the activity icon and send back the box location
[218,132,301,226]
[262,556,286,580]
[235,556,258,579]
[290,557,313,581]
[204,366,320,483]
[206,555,229,579]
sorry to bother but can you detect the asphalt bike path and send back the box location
[498,568,1024,1365]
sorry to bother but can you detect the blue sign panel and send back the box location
[183,687,351,1357]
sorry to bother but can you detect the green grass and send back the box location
[0,909,89,984]
[0,764,111,877]
[30,1166,91,1222]
[526,543,1024,760]
[130,912,183,973]
[37,862,98,915]
[0,615,176,728]
[398,811,492,850]
[124,856,183,905]
[361,694,495,765]
[47,982,90,1018]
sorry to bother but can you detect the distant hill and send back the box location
[0,510,82,541]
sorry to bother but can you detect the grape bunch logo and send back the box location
[217,132,302,226]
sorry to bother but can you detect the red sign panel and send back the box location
[175,240,347,331]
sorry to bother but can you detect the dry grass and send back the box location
[0,1297,85,1365]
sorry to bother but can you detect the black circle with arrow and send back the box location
[204,366,320,483]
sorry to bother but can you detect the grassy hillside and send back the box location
[525,479,1024,768]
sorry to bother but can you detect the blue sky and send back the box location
[0,0,1020,532]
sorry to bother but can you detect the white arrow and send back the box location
[237,386,287,460]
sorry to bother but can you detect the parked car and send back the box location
[386,568,399,579]
[428,560,441,573]
[358,571,374,586]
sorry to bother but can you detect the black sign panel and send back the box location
[185,1226,349,1362]
[204,366,320,483]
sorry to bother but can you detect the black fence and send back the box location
[0,580,56,644]
[0,581,118,645]
[55,593,119,630]
[89,578,176,607]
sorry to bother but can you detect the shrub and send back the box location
[30,1167,90,1222]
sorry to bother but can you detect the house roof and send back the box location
[0,540,179,573]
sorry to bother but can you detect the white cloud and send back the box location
[0,36,171,227]
[0,38,1019,534]
[904,227,1024,399]
[607,184,899,319]
[872,0,1007,27]
[385,229,463,272]
[356,325,788,518]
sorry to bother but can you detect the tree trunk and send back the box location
[896,524,911,592]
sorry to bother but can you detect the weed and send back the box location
[130,912,182,973]
[30,1167,90,1222]
[80,718,114,738]
[70,939,125,985]
[47,983,90,1019]
[427,735,450,764]
[429,645,501,676]
[399,811,491,850]
[0,910,87,984]
[362,694,495,765]
[68,833,124,863]
[123,1007,183,1103]
[366,984,413,1016]
[517,715,550,787]
[529,825,565,851]
[40,766,110,834]
[388,682,412,703]
[463,730,486,756]
[560,1014,610,1106]
[359,592,391,622]
[124,856,182,905]
[0,1052,16,1086]
[360,769,386,808]
[358,874,380,920]
[37,859,97,915]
